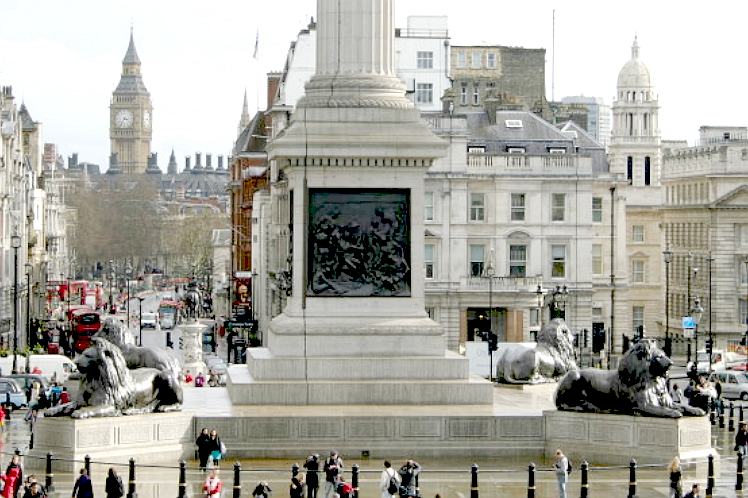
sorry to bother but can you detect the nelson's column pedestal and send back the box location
[227,0,493,406]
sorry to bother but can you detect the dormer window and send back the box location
[548,148,566,154]
[505,120,523,128]
[507,147,525,154]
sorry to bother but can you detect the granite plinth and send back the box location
[29,412,194,473]
[544,410,716,465]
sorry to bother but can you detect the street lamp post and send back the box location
[691,298,704,375]
[108,260,114,312]
[25,263,32,350]
[137,297,145,347]
[483,252,496,382]
[126,263,133,328]
[744,256,748,371]
[11,235,21,374]
[663,249,673,357]
[707,253,714,374]
[535,284,543,334]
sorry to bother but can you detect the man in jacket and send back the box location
[322,451,343,498]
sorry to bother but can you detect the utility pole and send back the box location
[608,185,616,369]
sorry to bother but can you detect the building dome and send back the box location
[617,37,651,89]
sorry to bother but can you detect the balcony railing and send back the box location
[460,275,542,291]
[466,153,591,175]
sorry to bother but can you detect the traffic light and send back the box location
[488,332,498,352]
[582,329,589,349]
[705,338,713,355]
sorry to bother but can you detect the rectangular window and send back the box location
[486,52,496,68]
[592,197,603,222]
[416,51,434,69]
[644,156,651,186]
[510,193,526,221]
[551,193,566,222]
[741,260,748,285]
[592,244,603,275]
[740,299,748,325]
[460,83,468,105]
[627,156,633,183]
[424,192,434,221]
[738,225,748,247]
[470,244,485,277]
[424,244,435,279]
[632,306,645,333]
[551,244,566,278]
[509,245,527,277]
[632,260,646,283]
[469,193,485,221]
[507,146,526,154]
[632,224,645,243]
[456,51,467,68]
[472,84,480,105]
[471,52,481,69]
[530,308,539,327]
[416,83,433,104]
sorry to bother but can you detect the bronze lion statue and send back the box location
[494,318,577,384]
[45,337,183,419]
[554,339,704,417]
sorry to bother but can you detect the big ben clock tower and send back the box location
[110,29,152,174]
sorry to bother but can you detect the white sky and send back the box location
[1,0,747,171]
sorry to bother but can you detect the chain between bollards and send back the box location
[706,454,715,498]
[127,457,137,498]
[737,450,744,491]
[580,461,589,498]
[45,452,55,493]
[352,464,360,498]
[177,460,186,498]
[627,459,637,498]
[527,463,536,498]
[470,463,479,498]
[233,462,241,498]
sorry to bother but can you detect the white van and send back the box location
[0,354,76,382]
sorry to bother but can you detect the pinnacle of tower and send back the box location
[238,90,251,135]
[123,28,141,65]
[167,149,178,175]
[631,35,639,59]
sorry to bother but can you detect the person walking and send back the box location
[667,457,682,498]
[683,483,701,498]
[208,430,224,468]
[104,468,124,498]
[202,469,222,498]
[6,454,23,498]
[303,454,320,498]
[553,449,569,498]
[380,461,400,498]
[71,468,93,498]
[322,451,343,498]
[196,428,212,470]
[736,422,748,457]
[397,460,420,498]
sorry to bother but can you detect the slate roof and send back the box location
[115,74,149,95]
[465,111,574,155]
[18,104,36,131]
[557,120,609,175]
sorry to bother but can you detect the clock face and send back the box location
[115,110,133,129]
[143,110,151,129]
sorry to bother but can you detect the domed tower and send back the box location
[609,36,660,187]
[110,28,152,175]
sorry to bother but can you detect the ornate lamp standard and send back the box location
[108,260,114,312]
[125,263,133,328]
[482,251,496,382]
[10,234,21,374]
[663,249,673,357]
[535,284,543,336]
[24,263,32,349]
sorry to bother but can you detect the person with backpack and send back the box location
[105,467,124,498]
[303,454,320,498]
[380,461,401,498]
[554,449,569,498]
[397,460,420,498]
[322,451,343,498]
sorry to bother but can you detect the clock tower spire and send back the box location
[109,28,152,174]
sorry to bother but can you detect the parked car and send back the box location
[709,371,748,400]
[0,378,27,409]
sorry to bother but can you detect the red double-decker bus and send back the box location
[71,309,102,353]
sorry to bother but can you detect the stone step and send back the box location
[246,349,470,380]
[227,372,493,405]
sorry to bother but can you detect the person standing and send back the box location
[667,457,682,498]
[553,449,569,498]
[208,430,224,468]
[290,476,304,498]
[6,454,23,498]
[397,460,420,498]
[736,422,748,457]
[71,468,93,498]
[202,469,222,498]
[105,468,124,498]
[380,461,400,498]
[252,481,272,498]
[196,428,212,470]
[322,451,343,498]
[304,454,320,498]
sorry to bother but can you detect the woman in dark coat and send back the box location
[105,467,124,498]
[303,454,320,498]
[195,428,211,470]
[208,430,223,467]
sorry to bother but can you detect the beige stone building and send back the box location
[109,30,152,174]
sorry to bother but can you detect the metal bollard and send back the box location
[737,450,744,491]
[710,400,716,425]
[741,404,745,424]
[527,463,536,498]
[470,464,479,498]
[580,461,589,498]
[84,454,91,476]
[177,460,186,498]
[45,452,55,492]
[720,405,726,429]
[627,459,637,498]
[730,401,736,431]
[352,464,360,498]
[292,463,299,479]
[706,454,715,498]
[127,457,137,498]
[233,462,241,498]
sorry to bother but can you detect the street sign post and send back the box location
[682,316,695,339]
